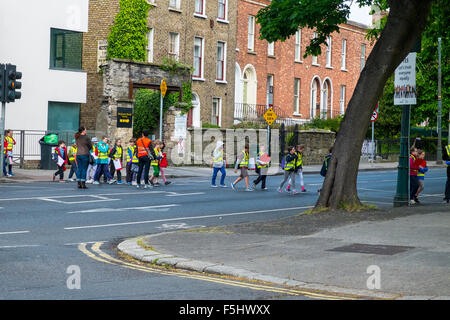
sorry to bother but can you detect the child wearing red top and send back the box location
[414,150,428,203]
[53,140,68,182]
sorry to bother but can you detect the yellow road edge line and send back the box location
[88,242,354,300]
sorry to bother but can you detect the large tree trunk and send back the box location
[316,0,433,210]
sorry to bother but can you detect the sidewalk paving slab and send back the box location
[117,204,450,300]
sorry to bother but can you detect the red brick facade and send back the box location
[235,0,373,122]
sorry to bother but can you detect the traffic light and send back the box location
[0,64,5,103]
[5,64,22,103]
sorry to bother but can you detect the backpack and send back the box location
[320,155,331,177]
[280,155,286,170]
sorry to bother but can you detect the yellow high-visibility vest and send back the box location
[239,151,249,168]
[127,146,139,163]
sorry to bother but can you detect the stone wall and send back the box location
[98,58,191,149]
[163,124,335,166]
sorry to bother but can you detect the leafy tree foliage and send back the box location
[107,0,151,61]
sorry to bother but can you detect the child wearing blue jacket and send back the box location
[93,136,116,185]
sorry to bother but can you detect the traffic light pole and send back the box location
[437,37,442,164]
[394,104,411,207]
[0,101,6,175]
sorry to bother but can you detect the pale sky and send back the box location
[348,2,372,26]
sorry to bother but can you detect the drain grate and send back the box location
[327,243,415,255]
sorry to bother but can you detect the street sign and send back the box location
[264,107,277,126]
[160,78,167,98]
[370,104,379,122]
[117,107,133,128]
[394,52,416,105]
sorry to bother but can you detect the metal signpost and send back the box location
[160,78,167,140]
[264,107,277,156]
[393,52,417,207]
[370,103,379,165]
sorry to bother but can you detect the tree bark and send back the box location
[316,0,433,210]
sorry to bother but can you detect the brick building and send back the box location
[81,0,237,131]
[234,0,373,124]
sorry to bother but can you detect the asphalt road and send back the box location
[0,168,447,300]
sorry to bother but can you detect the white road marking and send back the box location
[166,192,205,197]
[0,230,30,235]
[68,204,180,214]
[64,206,314,230]
[64,241,109,246]
[0,244,40,249]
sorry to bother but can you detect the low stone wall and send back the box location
[162,117,335,166]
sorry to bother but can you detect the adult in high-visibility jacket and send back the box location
[278,146,298,194]
[109,139,123,184]
[3,129,16,177]
[126,138,139,185]
[252,144,269,190]
[443,144,450,203]
[149,140,163,186]
[136,130,156,188]
[231,145,253,191]
[93,136,115,184]
[211,141,227,187]
[68,140,78,181]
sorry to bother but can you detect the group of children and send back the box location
[52,137,171,186]
[212,142,308,194]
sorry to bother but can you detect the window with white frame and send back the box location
[340,85,346,114]
[216,41,226,81]
[146,28,154,63]
[295,29,301,62]
[312,32,318,65]
[168,32,180,60]
[266,74,274,106]
[294,78,300,114]
[326,36,332,67]
[218,0,227,21]
[194,0,205,16]
[360,43,366,71]
[193,36,204,79]
[248,15,255,51]
[268,41,274,56]
[341,39,347,70]
[211,97,221,126]
[169,0,181,9]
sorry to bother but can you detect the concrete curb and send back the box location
[117,235,406,300]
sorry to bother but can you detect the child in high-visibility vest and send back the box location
[287,144,306,192]
[3,129,16,177]
[231,144,253,191]
[93,136,115,184]
[68,140,78,182]
[149,140,163,186]
[211,141,227,188]
[252,144,269,190]
[109,138,123,184]
[415,150,428,204]
[318,147,333,193]
[86,137,98,183]
[126,138,139,185]
[278,146,298,194]
[53,140,68,182]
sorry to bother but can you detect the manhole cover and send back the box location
[327,243,414,255]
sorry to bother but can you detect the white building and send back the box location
[0,0,89,132]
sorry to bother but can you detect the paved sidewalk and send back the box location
[118,204,450,300]
[2,161,446,183]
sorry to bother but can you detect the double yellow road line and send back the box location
[79,242,358,300]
